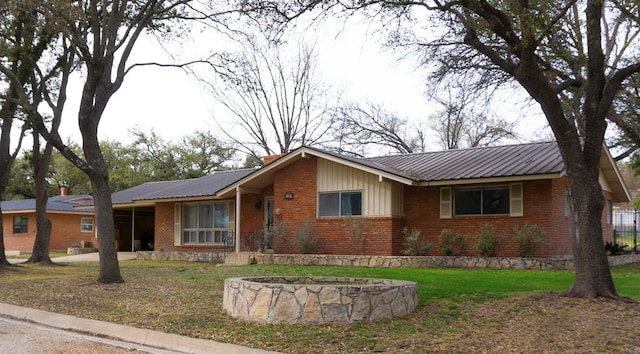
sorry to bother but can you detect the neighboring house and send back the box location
[1,192,95,253]
[109,141,630,258]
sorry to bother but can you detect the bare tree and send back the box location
[245,0,640,300]
[209,34,332,161]
[430,85,519,150]
[331,102,427,156]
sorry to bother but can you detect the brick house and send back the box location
[111,141,629,258]
[1,194,95,253]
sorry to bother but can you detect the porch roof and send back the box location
[110,169,255,207]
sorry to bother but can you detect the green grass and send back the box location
[1,261,640,353]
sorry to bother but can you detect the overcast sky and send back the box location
[54,14,549,155]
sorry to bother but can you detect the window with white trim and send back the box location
[454,186,510,216]
[13,216,28,234]
[81,217,94,233]
[318,191,362,217]
[182,202,229,244]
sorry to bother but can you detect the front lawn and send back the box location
[1,261,639,353]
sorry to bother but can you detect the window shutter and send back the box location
[440,187,452,219]
[510,183,523,217]
[174,203,182,246]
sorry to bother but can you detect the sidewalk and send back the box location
[8,252,138,264]
[0,303,279,354]
[4,252,280,353]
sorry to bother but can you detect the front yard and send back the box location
[1,261,640,353]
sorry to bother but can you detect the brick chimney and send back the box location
[263,154,285,165]
[60,185,69,196]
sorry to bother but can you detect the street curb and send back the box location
[0,303,278,354]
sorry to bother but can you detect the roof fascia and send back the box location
[600,145,632,202]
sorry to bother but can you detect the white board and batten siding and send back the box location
[317,159,404,217]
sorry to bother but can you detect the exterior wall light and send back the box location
[284,191,294,199]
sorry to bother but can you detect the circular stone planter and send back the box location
[223,276,418,324]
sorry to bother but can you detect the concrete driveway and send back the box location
[8,252,137,264]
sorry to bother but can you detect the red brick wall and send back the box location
[269,156,402,255]
[3,213,96,253]
[403,179,571,257]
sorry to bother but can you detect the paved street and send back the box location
[0,316,178,354]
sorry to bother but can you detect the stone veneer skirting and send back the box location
[137,251,640,270]
[223,276,418,324]
[137,250,225,263]
[254,253,640,270]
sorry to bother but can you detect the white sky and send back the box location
[54,15,550,155]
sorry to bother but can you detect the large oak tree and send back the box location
[247,0,640,299]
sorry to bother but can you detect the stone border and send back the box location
[223,276,418,324]
[137,251,640,270]
[137,250,225,263]
[254,253,640,270]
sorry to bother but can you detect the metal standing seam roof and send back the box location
[111,168,256,205]
[1,195,94,213]
[367,141,565,182]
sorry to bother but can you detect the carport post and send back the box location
[235,187,241,253]
[131,207,135,252]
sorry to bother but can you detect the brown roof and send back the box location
[367,141,565,182]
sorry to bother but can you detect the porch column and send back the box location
[235,186,241,252]
[131,207,136,252]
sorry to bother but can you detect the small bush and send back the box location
[344,217,373,255]
[475,223,506,257]
[513,223,548,257]
[400,227,433,256]
[295,220,320,254]
[605,241,628,255]
[439,229,466,256]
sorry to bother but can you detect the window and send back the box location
[605,199,612,224]
[13,216,28,234]
[182,202,229,244]
[454,186,510,216]
[318,191,362,217]
[81,217,94,233]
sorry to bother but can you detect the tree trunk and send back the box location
[26,131,55,264]
[92,172,123,283]
[0,204,11,267]
[565,171,617,299]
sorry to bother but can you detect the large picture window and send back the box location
[182,202,229,244]
[13,216,28,234]
[318,191,362,217]
[454,186,510,215]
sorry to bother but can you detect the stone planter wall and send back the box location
[137,250,225,263]
[136,251,640,270]
[254,253,640,270]
[223,276,418,324]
